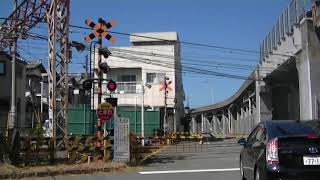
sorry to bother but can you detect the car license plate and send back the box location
[303,156,320,165]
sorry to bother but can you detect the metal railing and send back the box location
[111,82,141,94]
[260,0,311,61]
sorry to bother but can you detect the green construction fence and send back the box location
[67,105,160,137]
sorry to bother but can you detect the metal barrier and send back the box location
[65,135,113,163]
[19,137,55,165]
[260,0,311,60]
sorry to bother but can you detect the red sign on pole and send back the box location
[96,102,114,122]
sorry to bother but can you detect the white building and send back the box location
[93,32,185,134]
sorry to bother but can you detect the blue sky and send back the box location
[0,0,292,108]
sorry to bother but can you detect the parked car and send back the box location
[239,120,320,180]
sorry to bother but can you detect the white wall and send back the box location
[92,32,185,132]
[93,44,179,108]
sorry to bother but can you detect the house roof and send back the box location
[26,61,46,73]
[0,51,27,64]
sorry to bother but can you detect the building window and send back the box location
[147,73,165,84]
[0,62,5,76]
[116,75,137,94]
[117,75,136,82]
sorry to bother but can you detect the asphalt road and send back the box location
[25,139,243,180]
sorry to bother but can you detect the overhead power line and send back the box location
[68,24,295,58]
[0,17,295,58]
[110,52,261,81]
[108,48,275,71]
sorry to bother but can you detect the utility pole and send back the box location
[141,82,144,146]
[84,55,88,78]
[84,17,116,160]
[161,76,172,134]
[9,0,18,131]
[163,77,168,133]
[97,37,102,106]
[46,0,70,151]
[96,34,103,147]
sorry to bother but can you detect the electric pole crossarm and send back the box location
[0,0,50,50]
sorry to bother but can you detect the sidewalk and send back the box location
[0,162,126,179]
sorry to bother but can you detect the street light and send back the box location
[141,82,152,146]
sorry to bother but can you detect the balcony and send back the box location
[102,82,142,94]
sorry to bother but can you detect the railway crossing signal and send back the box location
[159,77,172,92]
[107,80,117,92]
[84,18,116,43]
[98,62,110,73]
[99,47,112,58]
[96,102,114,123]
[84,17,117,162]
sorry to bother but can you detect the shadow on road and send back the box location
[143,154,188,166]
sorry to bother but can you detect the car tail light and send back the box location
[306,135,320,139]
[266,137,279,164]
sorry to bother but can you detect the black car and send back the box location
[239,120,320,180]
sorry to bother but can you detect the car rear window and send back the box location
[268,121,320,138]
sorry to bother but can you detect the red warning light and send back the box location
[107,80,117,92]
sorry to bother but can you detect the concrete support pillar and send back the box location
[255,66,261,124]
[244,107,248,134]
[217,117,220,134]
[248,98,252,132]
[211,113,216,134]
[201,113,204,133]
[192,117,196,133]
[236,111,240,135]
[240,107,244,135]
[222,114,226,136]
[228,109,232,134]
[297,19,320,120]
[244,108,247,134]
[207,117,210,132]
[246,107,250,134]
[231,111,235,135]
[259,85,273,121]
[214,115,218,134]
[204,116,209,133]
[219,117,223,135]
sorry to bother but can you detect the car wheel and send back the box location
[240,159,246,180]
[255,168,260,180]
